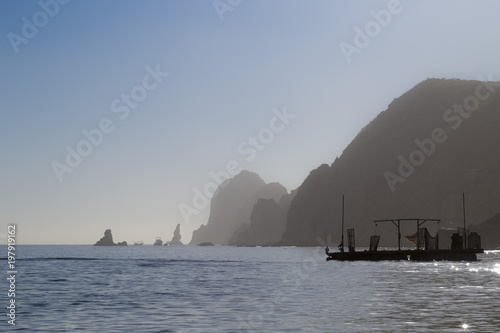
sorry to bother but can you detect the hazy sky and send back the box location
[2,0,500,245]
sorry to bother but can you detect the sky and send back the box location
[1,0,500,245]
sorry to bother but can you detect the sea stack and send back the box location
[94,229,127,246]
[94,229,115,246]
[169,224,183,246]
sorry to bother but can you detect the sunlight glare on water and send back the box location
[493,263,500,275]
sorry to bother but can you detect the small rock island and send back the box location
[94,229,127,246]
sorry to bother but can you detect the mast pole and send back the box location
[463,192,467,249]
[416,219,420,250]
[398,220,401,251]
[341,195,345,253]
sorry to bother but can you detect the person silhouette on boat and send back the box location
[325,245,329,255]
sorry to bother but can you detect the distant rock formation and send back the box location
[94,229,114,246]
[198,242,215,246]
[190,171,288,245]
[281,78,500,246]
[94,229,127,246]
[470,213,500,249]
[169,224,183,245]
[230,189,297,246]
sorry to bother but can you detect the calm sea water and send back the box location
[1,246,499,332]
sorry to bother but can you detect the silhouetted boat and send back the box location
[326,194,484,262]
[153,237,163,246]
[134,241,144,246]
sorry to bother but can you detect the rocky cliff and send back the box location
[281,78,500,246]
[190,171,288,245]
[230,190,297,246]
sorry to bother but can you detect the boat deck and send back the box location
[326,248,484,262]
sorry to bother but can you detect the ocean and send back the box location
[1,246,499,332]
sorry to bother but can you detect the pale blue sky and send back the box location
[1,0,500,244]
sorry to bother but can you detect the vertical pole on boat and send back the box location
[341,195,345,253]
[463,192,467,249]
[397,220,401,251]
[416,219,420,250]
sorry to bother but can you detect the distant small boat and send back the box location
[134,241,144,246]
[153,237,163,246]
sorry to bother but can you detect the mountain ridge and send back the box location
[281,78,500,246]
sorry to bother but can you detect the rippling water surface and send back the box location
[1,246,499,332]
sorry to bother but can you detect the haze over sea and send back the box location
[1,246,499,332]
